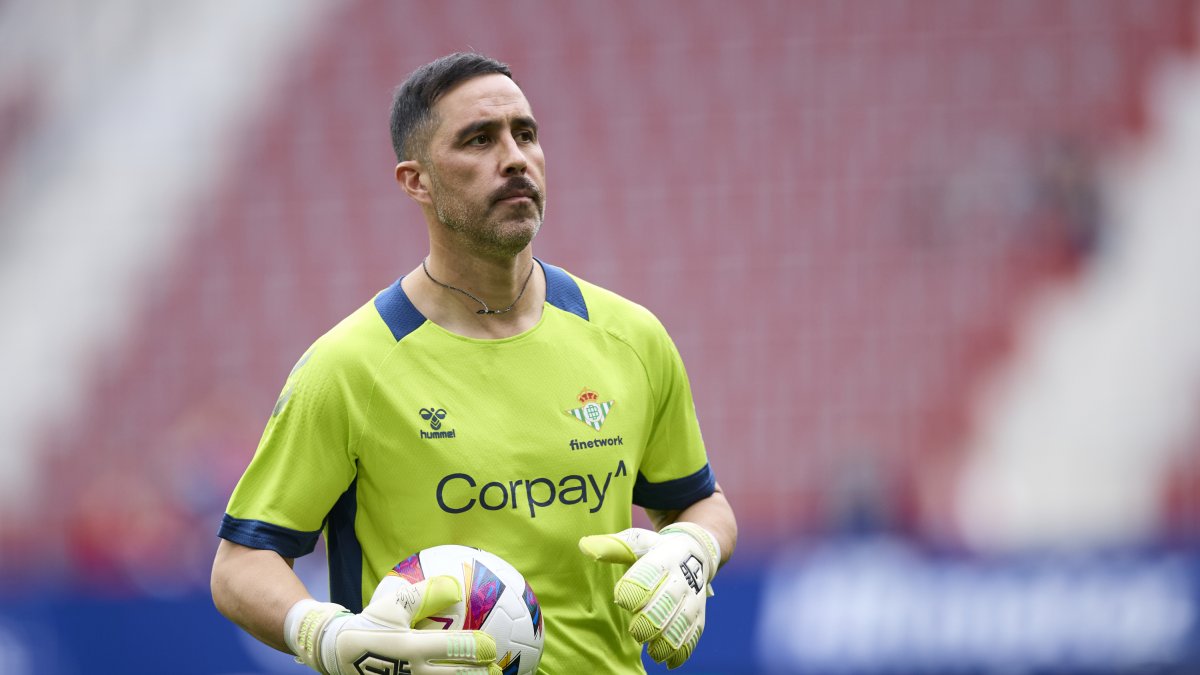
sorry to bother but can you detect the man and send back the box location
[211,52,737,674]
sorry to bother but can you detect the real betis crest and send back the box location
[566,387,615,431]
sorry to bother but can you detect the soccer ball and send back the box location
[389,545,544,675]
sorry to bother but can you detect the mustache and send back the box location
[490,177,542,204]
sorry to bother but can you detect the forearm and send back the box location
[646,483,738,567]
[211,538,312,653]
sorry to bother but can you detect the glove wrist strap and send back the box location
[659,522,721,580]
[284,598,350,674]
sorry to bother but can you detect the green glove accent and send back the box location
[579,524,720,669]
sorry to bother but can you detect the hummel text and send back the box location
[420,429,456,439]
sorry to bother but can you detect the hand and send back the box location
[579,522,721,669]
[285,575,501,675]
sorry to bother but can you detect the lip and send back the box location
[495,190,536,206]
[495,184,535,199]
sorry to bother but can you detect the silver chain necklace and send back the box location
[421,257,536,315]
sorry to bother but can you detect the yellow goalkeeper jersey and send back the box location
[220,260,716,674]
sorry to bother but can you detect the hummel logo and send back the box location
[419,407,447,430]
[680,555,704,595]
[418,408,456,440]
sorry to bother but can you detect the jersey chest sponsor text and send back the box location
[436,459,629,518]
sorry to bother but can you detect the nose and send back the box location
[500,135,527,176]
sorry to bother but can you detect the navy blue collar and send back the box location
[374,258,589,341]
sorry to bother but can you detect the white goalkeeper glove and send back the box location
[284,575,501,675]
[579,522,721,669]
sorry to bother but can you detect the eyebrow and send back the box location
[453,115,539,143]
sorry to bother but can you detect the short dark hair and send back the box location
[389,52,514,162]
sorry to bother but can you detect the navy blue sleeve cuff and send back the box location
[218,514,322,559]
[632,463,716,511]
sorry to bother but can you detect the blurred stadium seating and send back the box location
[1,1,1198,672]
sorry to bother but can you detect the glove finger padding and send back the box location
[364,574,462,627]
[332,627,499,675]
[578,527,662,563]
[325,575,501,675]
[649,614,703,668]
[579,524,720,670]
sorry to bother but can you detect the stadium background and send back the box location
[2,0,1200,672]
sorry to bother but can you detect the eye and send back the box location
[515,129,536,143]
[467,134,489,146]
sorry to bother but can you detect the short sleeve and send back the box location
[631,320,716,511]
[219,342,363,556]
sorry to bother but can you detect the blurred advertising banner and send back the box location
[2,535,1199,674]
[758,536,1199,674]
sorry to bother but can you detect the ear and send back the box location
[395,160,432,205]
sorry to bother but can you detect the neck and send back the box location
[404,248,545,339]
[426,247,534,305]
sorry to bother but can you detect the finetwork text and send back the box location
[569,436,623,451]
